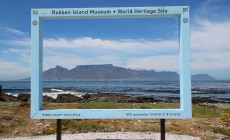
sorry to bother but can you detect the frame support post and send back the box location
[160,119,165,140]
[57,119,62,140]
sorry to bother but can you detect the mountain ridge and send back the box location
[38,64,215,81]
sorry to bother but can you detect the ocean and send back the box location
[1,80,230,103]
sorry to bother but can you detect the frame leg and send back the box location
[57,119,62,140]
[160,119,165,140]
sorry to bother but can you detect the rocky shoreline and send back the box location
[0,92,229,105]
[0,92,159,104]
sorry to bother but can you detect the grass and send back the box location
[62,119,103,132]
[192,106,230,119]
[42,128,56,135]
[0,102,229,139]
[212,127,230,136]
[65,122,105,132]
[44,102,180,109]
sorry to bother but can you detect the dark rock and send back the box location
[165,97,180,103]
[17,93,30,102]
[14,131,19,135]
[102,129,109,132]
[88,93,112,102]
[89,129,96,132]
[81,130,87,133]
[192,97,220,104]
[83,93,90,98]
[114,94,140,103]
[56,94,82,103]
[137,96,156,103]
[0,85,2,95]
[197,103,215,108]
[82,93,91,102]
[0,97,6,101]
[87,93,140,103]
[0,93,18,102]
[2,116,14,120]
[43,96,55,103]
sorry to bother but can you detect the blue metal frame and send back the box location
[31,6,191,119]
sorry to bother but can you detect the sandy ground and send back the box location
[1,132,201,140]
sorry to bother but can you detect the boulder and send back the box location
[88,93,114,102]
[0,93,18,102]
[88,93,141,103]
[82,93,91,102]
[56,93,82,103]
[137,96,156,103]
[17,93,30,102]
[0,97,6,101]
[114,94,140,103]
[1,115,14,120]
[43,96,55,103]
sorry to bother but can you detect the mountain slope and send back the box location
[42,64,215,81]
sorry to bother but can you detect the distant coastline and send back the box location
[20,64,216,81]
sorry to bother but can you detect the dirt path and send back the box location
[2,132,201,140]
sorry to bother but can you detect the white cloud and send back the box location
[191,20,230,51]
[0,38,31,47]
[0,27,26,36]
[125,55,179,71]
[191,52,230,70]
[190,20,230,70]
[5,48,30,53]
[0,60,30,80]
[2,48,30,64]
[43,37,178,54]
[1,19,230,78]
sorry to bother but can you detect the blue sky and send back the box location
[0,0,230,80]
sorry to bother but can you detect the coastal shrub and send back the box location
[62,119,72,126]
[42,128,56,135]
[75,102,126,109]
[221,113,230,124]
[192,106,222,118]
[17,102,30,107]
[212,127,230,136]
[66,123,104,131]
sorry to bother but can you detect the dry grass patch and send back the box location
[0,102,229,140]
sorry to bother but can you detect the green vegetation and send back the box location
[212,127,230,136]
[16,102,30,107]
[0,102,230,139]
[192,106,230,119]
[220,113,230,124]
[42,128,56,135]
[62,102,179,109]
[62,119,105,132]
[75,102,127,109]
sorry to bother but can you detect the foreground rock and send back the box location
[43,96,56,103]
[56,93,82,103]
[86,93,141,103]
[1,92,229,104]
[0,93,18,102]
[17,93,30,102]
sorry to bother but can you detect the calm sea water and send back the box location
[1,80,230,102]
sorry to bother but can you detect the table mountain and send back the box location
[41,64,215,81]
